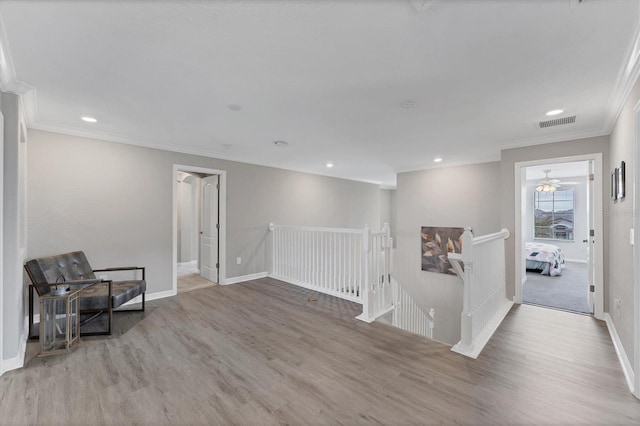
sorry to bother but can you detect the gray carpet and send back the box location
[523,261,591,314]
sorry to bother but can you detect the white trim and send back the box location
[30,122,387,187]
[177,260,199,276]
[451,299,513,359]
[564,258,588,264]
[514,153,604,321]
[225,271,268,285]
[31,288,177,322]
[1,315,29,375]
[498,128,607,152]
[356,305,395,324]
[0,111,4,376]
[604,18,640,134]
[118,288,178,308]
[172,165,227,295]
[633,98,640,398]
[605,313,635,394]
[0,13,34,96]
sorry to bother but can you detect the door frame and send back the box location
[633,100,640,398]
[172,164,227,295]
[514,153,604,320]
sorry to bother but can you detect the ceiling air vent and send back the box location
[539,115,576,129]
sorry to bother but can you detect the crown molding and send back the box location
[29,122,389,187]
[603,16,640,134]
[498,127,608,151]
[0,9,37,124]
[394,154,501,176]
[29,122,242,161]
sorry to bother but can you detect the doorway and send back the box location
[514,154,604,320]
[521,161,592,315]
[172,165,227,294]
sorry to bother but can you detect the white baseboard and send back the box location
[451,299,513,359]
[121,288,177,307]
[565,258,588,264]
[31,289,177,323]
[224,271,268,285]
[1,317,29,376]
[177,260,199,276]
[604,313,635,393]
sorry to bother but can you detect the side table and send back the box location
[38,287,81,357]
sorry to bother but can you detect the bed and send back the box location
[525,242,565,276]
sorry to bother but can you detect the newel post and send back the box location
[459,226,474,349]
[357,224,372,322]
[268,223,276,276]
[382,223,391,283]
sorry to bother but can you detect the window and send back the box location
[534,189,574,241]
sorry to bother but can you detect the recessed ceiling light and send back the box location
[273,140,289,147]
[545,109,564,116]
[81,116,97,123]
[434,157,443,163]
[326,162,334,168]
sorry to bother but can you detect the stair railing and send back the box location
[269,222,394,321]
[448,227,511,358]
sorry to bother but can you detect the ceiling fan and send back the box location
[535,170,580,192]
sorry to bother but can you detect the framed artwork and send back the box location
[421,226,463,275]
[617,161,625,200]
[611,169,618,200]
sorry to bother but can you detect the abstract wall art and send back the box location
[421,226,464,275]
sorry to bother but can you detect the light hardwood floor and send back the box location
[1,277,638,425]
[177,273,216,293]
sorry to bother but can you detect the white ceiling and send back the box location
[0,0,639,187]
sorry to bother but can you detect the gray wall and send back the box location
[500,136,610,301]
[608,77,640,367]
[27,129,384,295]
[395,162,501,344]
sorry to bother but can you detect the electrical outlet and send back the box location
[236,257,241,265]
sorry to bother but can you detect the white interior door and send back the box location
[200,175,219,283]
[587,160,595,314]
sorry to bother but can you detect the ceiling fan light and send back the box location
[535,182,557,192]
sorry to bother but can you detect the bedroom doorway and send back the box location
[175,171,219,292]
[172,165,227,295]
[522,161,592,314]
[514,154,604,319]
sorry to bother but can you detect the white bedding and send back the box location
[525,242,565,276]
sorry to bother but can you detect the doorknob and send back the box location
[582,239,588,243]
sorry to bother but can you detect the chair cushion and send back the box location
[25,251,96,295]
[79,280,146,310]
